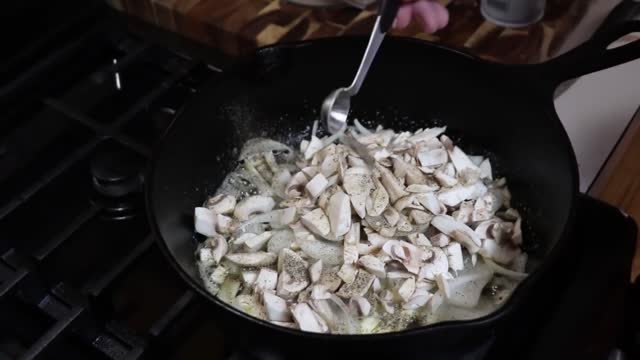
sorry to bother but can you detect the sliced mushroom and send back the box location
[342,221,360,259]
[397,277,416,302]
[255,268,278,291]
[434,167,458,187]
[417,148,448,168]
[194,207,217,237]
[312,267,340,294]
[407,126,447,143]
[396,157,428,185]
[410,209,433,225]
[408,233,432,247]
[336,270,375,298]
[472,192,501,222]
[277,271,309,300]
[241,271,258,286]
[358,255,386,278]
[366,178,390,217]
[337,263,358,284]
[225,252,277,267]
[383,207,400,227]
[286,171,309,196]
[415,192,446,215]
[301,208,331,237]
[364,214,397,238]
[305,173,329,199]
[206,194,237,215]
[291,303,329,333]
[373,148,392,161]
[327,191,351,238]
[215,214,235,234]
[431,215,482,253]
[474,218,502,240]
[376,164,408,203]
[406,184,439,193]
[382,240,424,274]
[357,129,395,146]
[419,247,449,281]
[396,213,414,234]
[451,201,473,224]
[309,260,323,283]
[446,242,464,271]
[348,155,368,169]
[430,233,451,247]
[234,196,276,221]
[304,136,324,160]
[479,159,492,180]
[317,184,342,211]
[393,195,420,212]
[343,169,374,219]
[371,277,382,293]
[244,231,273,252]
[479,239,521,265]
[366,233,395,249]
[320,153,340,177]
[279,196,313,211]
[263,292,291,322]
[437,182,487,208]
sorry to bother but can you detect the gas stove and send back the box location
[1,2,638,359]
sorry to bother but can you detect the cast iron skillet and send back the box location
[147,1,640,358]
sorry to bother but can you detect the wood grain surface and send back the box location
[111,0,592,62]
[590,107,640,281]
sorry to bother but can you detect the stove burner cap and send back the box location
[91,143,144,197]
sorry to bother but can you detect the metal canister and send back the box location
[480,0,546,27]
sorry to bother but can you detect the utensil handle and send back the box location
[379,0,401,33]
[538,0,640,86]
[345,0,400,95]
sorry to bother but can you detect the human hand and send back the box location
[393,0,449,34]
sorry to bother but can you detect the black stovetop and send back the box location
[0,2,638,359]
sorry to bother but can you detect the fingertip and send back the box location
[433,1,450,30]
[412,1,438,34]
[395,5,413,30]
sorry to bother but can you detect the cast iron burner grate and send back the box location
[0,3,228,359]
[0,2,638,360]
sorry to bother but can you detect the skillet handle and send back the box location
[538,0,640,86]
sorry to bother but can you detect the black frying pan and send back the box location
[147,1,640,358]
